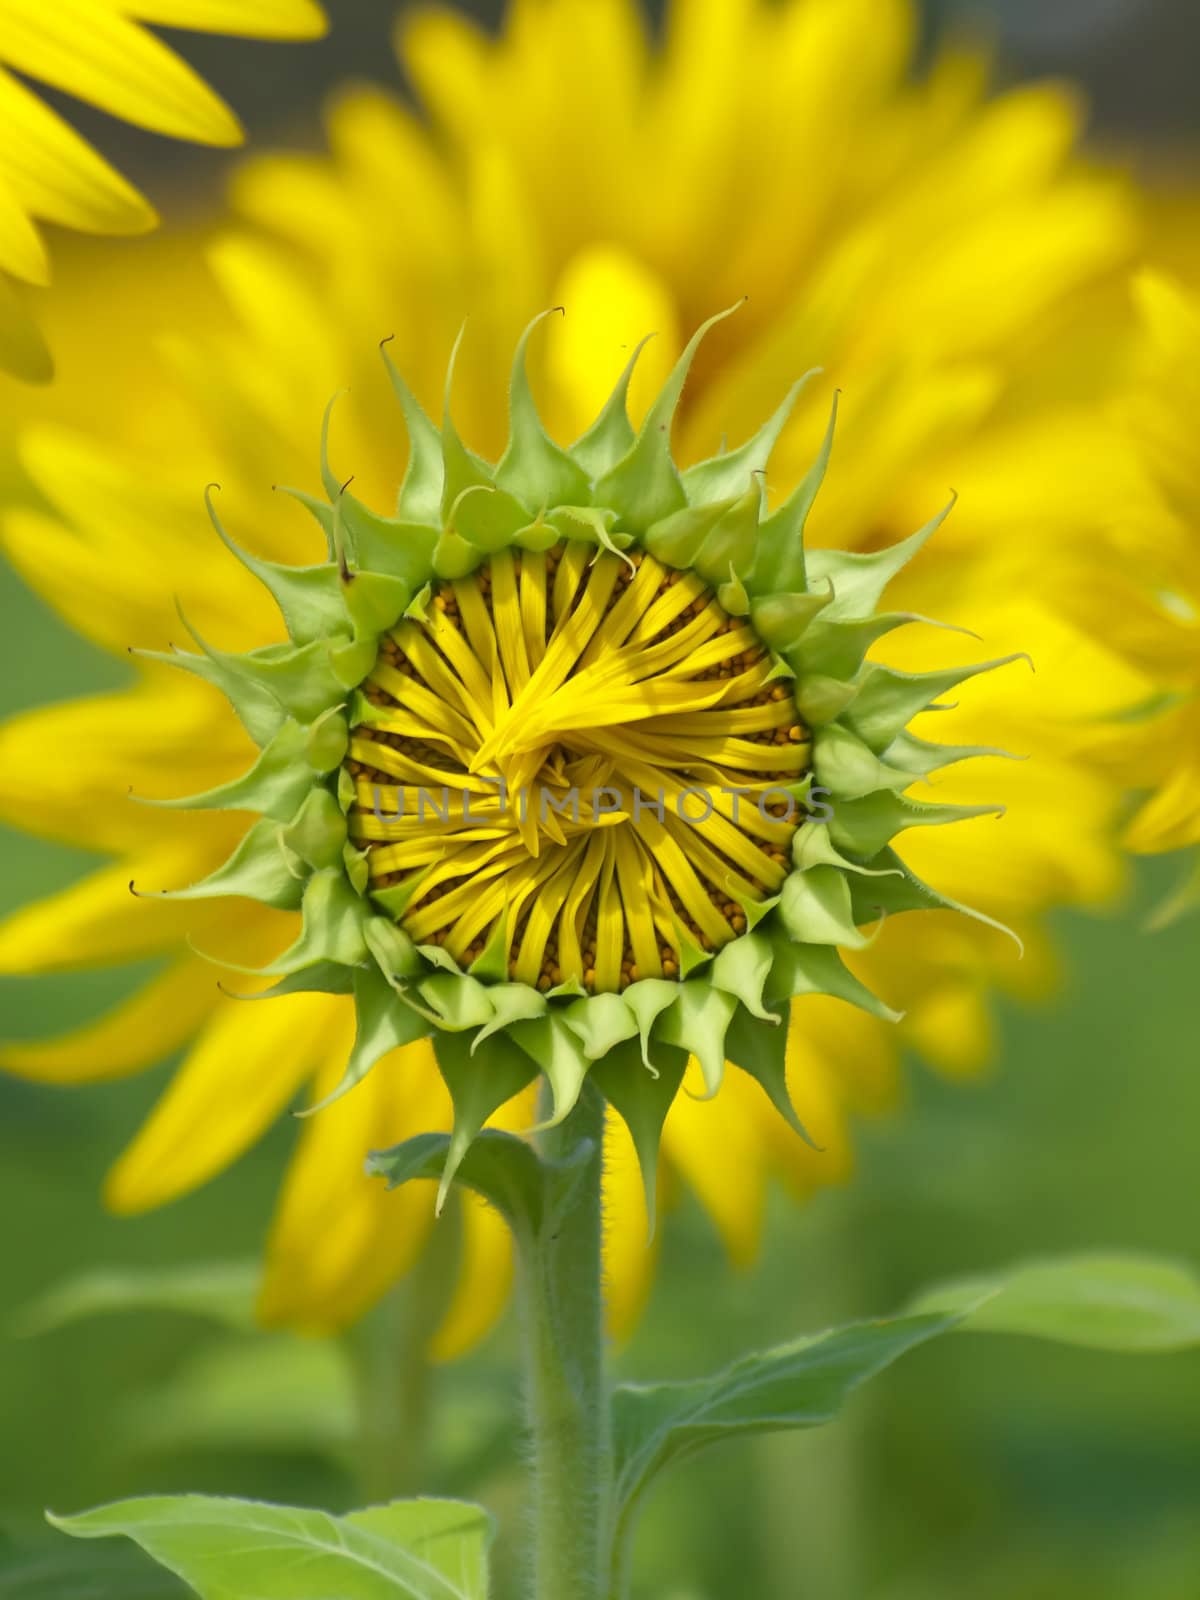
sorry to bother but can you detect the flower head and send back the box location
[153,308,1015,1216]
[0,0,1142,1344]
[0,0,327,380]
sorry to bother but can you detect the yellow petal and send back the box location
[0,65,154,238]
[601,1103,657,1342]
[662,1063,766,1267]
[427,1196,515,1362]
[0,956,216,1083]
[120,1,327,39]
[0,848,232,975]
[0,168,48,283]
[546,244,677,440]
[0,268,51,381]
[0,682,253,851]
[0,0,242,146]
[259,1035,452,1332]
[105,989,344,1213]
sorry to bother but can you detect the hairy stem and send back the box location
[521,1081,611,1600]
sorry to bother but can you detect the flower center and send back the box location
[346,543,809,992]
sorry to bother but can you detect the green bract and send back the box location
[143,305,1019,1218]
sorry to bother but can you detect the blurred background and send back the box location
[2,2,1199,1597]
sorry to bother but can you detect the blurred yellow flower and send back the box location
[0,0,1148,1350]
[0,0,327,381]
[1074,270,1200,915]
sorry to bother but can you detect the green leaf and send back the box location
[611,1314,953,1580]
[910,1254,1200,1351]
[123,1333,355,1458]
[0,1539,187,1598]
[367,1129,545,1234]
[49,1495,492,1600]
[609,1253,1200,1589]
[10,1262,259,1338]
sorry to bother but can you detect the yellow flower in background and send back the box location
[1073,270,1200,916]
[0,0,327,382]
[0,0,1149,1350]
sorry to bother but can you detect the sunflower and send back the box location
[0,0,326,381]
[0,0,1146,1348]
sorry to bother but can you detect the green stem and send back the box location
[520,1081,612,1600]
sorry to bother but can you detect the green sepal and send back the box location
[136,642,284,748]
[139,816,303,910]
[725,1004,816,1147]
[682,372,816,503]
[343,840,369,895]
[440,326,495,516]
[621,979,682,1069]
[813,723,921,800]
[222,961,355,1001]
[780,867,870,949]
[591,1039,688,1237]
[432,1028,539,1211]
[328,635,378,689]
[694,485,762,585]
[752,390,838,596]
[765,936,902,1023]
[305,705,349,773]
[849,849,1022,952]
[718,566,751,616]
[470,982,547,1049]
[367,1129,545,1234]
[302,964,431,1115]
[827,791,1004,860]
[363,916,421,984]
[545,504,629,557]
[272,483,336,558]
[339,568,411,639]
[140,719,314,820]
[380,337,444,523]
[882,728,1023,778]
[789,612,926,682]
[432,528,481,579]
[281,786,347,870]
[595,302,744,531]
[467,908,512,982]
[190,636,347,726]
[354,513,440,590]
[656,983,737,1099]
[792,674,857,726]
[568,334,649,479]
[417,973,495,1031]
[370,873,431,921]
[449,482,530,551]
[511,1011,592,1129]
[564,992,640,1060]
[792,818,901,877]
[641,497,736,570]
[260,868,369,975]
[710,931,776,1019]
[514,515,564,552]
[205,487,345,646]
[750,587,833,652]
[496,311,592,510]
[844,655,1030,754]
[806,496,954,618]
